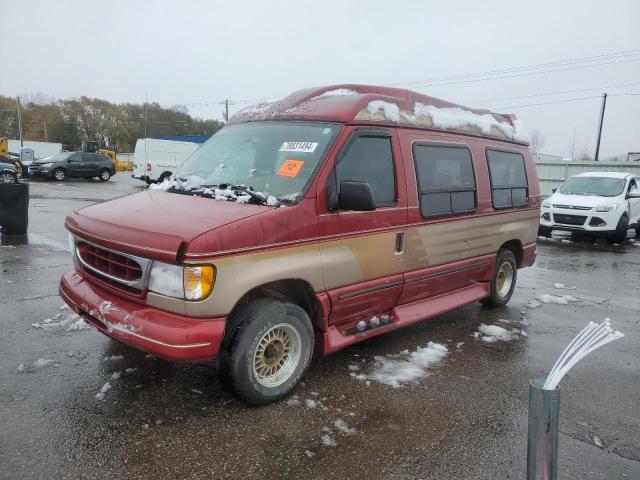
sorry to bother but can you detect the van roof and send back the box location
[575,171,633,179]
[229,84,529,145]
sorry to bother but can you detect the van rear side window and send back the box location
[486,149,528,209]
[413,144,476,218]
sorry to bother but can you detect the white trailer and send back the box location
[8,140,61,159]
[132,137,205,184]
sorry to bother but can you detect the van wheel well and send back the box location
[224,279,320,345]
[499,240,523,267]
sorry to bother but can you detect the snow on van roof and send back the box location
[574,171,633,179]
[229,84,529,144]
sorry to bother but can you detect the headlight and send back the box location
[40,162,54,167]
[541,201,550,208]
[596,203,618,212]
[148,261,215,301]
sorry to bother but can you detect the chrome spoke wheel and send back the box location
[0,172,16,183]
[253,323,301,388]
[54,170,65,181]
[496,262,514,297]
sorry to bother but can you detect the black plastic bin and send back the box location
[0,182,29,234]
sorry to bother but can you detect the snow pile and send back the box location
[312,89,360,100]
[553,283,577,290]
[367,100,401,123]
[355,342,448,388]
[537,294,580,305]
[477,324,521,343]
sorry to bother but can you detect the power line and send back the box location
[392,49,640,88]
[463,81,640,104]
[496,92,640,109]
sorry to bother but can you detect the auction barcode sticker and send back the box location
[279,142,318,153]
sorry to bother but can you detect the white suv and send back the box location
[539,172,640,243]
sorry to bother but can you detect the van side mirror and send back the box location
[552,188,557,193]
[339,181,376,211]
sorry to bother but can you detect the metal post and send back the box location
[17,96,23,148]
[527,378,560,480]
[594,93,607,161]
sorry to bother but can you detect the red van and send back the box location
[60,85,539,405]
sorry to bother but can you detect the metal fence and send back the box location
[535,160,640,196]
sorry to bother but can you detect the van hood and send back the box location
[65,190,270,261]
[547,191,619,209]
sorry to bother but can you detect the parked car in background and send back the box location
[539,172,640,242]
[60,84,539,405]
[28,152,116,181]
[0,162,19,183]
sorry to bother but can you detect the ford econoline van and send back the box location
[60,85,539,405]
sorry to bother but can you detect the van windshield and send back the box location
[170,122,339,201]
[558,177,626,197]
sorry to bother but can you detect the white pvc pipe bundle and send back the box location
[543,318,624,391]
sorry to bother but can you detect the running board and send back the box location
[322,282,490,354]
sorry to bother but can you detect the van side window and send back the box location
[413,144,476,218]
[486,149,528,209]
[336,136,395,205]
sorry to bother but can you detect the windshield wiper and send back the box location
[218,183,278,206]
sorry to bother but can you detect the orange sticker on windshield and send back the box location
[277,159,304,177]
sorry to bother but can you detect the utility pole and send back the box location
[17,96,23,147]
[224,99,229,123]
[43,121,48,142]
[594,93,607,161]
[144,92,149,182]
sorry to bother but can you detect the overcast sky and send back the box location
[1,0,639,158]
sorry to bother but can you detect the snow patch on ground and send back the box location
[553,283,577,290]
[526,299,542,309]
[537,294,580,305]
[31,312,89,332]
[477,324,522,343]
[95,382,112,401]
[103,355,125,361]
[334,419,356,434]
[321,433,337,447]
[354,342,448,388]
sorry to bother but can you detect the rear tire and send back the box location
[608,215,628,244]
[52,168,66,181]
[219,298,314,406]
[99,169,111,182]
[480,249,518,308]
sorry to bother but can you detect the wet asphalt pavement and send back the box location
[1,175,639,480]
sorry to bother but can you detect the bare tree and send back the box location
[567,126,577,160]
[529,130,546,155]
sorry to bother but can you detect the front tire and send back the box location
[0,171,18,183]
[99,169,111,182]
[219,298,314,406]
[52,168,66,181]
[480,249,518,308]
[608,215,628,244]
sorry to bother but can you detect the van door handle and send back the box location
[395,232,405,253]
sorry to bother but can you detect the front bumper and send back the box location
[59,269,226,361]
[539,207,618,234]
[28,166,52,176]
